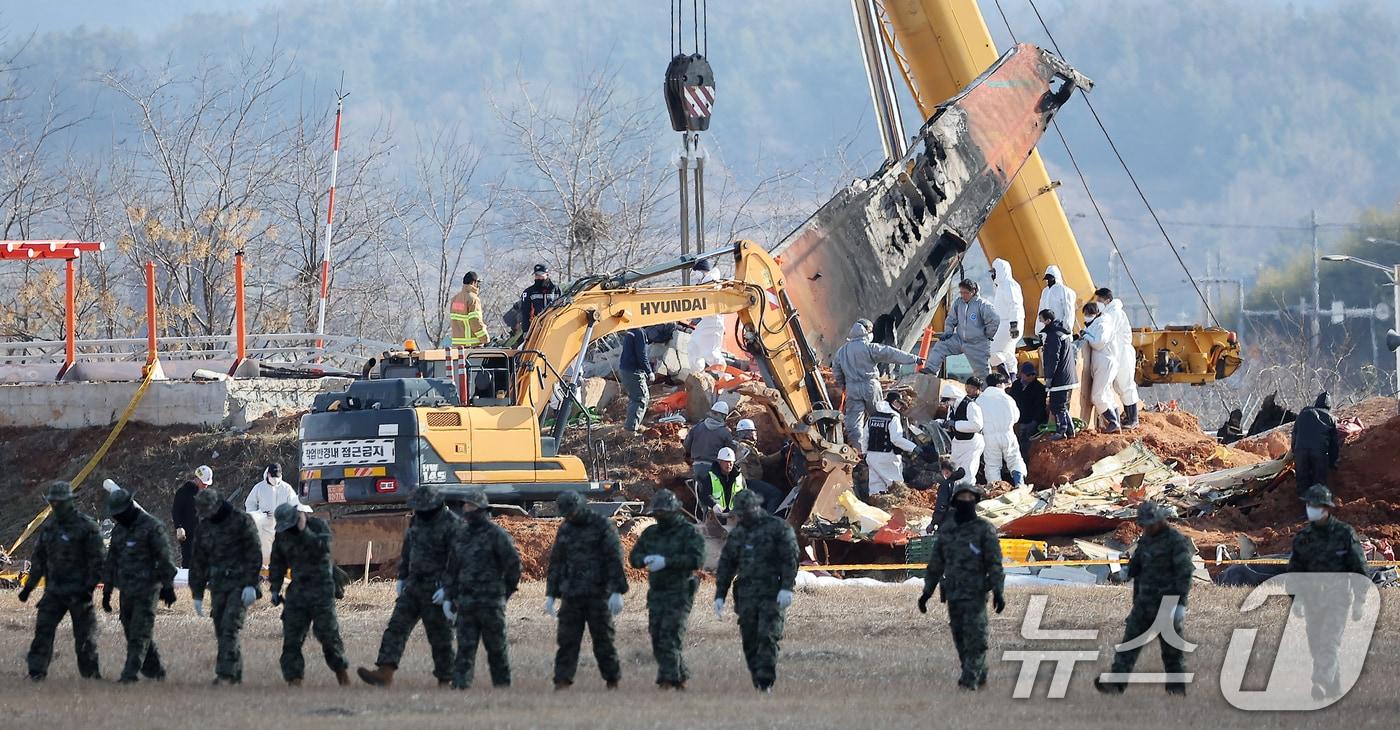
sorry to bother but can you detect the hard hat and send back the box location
[44,480,74,503]
[709,400,730,415]
[461,487,490,510]
[1301,484,1336,507]
[736,418,756,432]
[104,488,134,518]
[716,447,737,462]
[939,382,962,400]
[556,490,584,515]
[732,489,763,511]
[1135,500,1172,526]
[274,502,300,533]
[646,489,681,515]
[195,465,214,485]
[407,485,445,511]
[194,488,223,519]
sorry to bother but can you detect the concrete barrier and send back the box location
[0,377,353,430]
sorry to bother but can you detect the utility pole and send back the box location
[1311,209,1321,358]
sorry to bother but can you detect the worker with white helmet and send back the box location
[977,372,1026,486]
[865,391,918,497]
[939,379,985,480]
[683,400,737,484]
[700,447,747,522]
[734,418,786,513]
[172,465,214,567]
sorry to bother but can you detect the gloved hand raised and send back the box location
[642,555,666,572]
[608,592,624,616]
[431,587,446,605]
[159,584,177,608]
[240,585,257,607]
[714,598,726,619]
[776,590,793,609]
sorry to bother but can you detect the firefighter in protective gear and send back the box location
[449,271,489,347]
[1036,265,1077,335]
[989,259,1024,375]
[865,391,918,496]
[1079,301,1121,433]
[978,372,1025,486]
[924,280,1001,380]
[832,319,922,448]
[1094,288,1140,428]
[688,259,727,373]
[939,381,984,481]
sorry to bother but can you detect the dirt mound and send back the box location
[1235,396,1397,458]
[1027,411,1263,486]
[499,515,649,583]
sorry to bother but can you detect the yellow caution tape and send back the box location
[801,558,1400,572]
[5,370,156,558]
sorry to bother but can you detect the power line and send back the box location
[1070,213,1371,233]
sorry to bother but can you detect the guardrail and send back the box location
[0,333,396,371]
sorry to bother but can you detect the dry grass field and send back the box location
[2,581,1397,728]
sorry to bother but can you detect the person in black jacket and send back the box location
[1037,309,1078,440]
[1009,361,1048,462]
[171,465,213,568]
[520,264,560,334]
[619,328,653,434]
[1291,392,1340,496]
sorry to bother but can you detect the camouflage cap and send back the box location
[1135,500,1172,526]
[407,485,445,511]
[460,487,490,510]
[646,489,681,514]
[44,480,74,503]
[274,502,300,533]
[1301,484,1336,507]
[732,489,763,511]
[104,488,135,517]
[950,482,983,500]
[194,488,223,518]
[556,490,584,515]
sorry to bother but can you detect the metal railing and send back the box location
[0,333,396,370]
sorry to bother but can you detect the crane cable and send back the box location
[1024,0,1222,328]
[672,0,708,56]
[992,0,1158,328]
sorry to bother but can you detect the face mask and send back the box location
[1306,506,1327,522]
[953,501,977,522]
[210,502,231,523]
[268,476,283,488]
[568,509,590,524]
[740,507,763,524]
[50,500,75,517]
[467,509,489,523]
[114,506,139,526]
[658,512,684,526]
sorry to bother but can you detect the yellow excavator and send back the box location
[819,0,1242,385]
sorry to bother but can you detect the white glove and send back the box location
[544,596,557,617]
[193,598,205,617]
[175,527,186,541]
[102,478,121,493]
[1173,604,1186,627]
[442,601,456,622]
[777,589,794,609]
[714,598,726,619]
[608,592,624,616]
[643,554,666,572]
[431,587,446,605]
[395,580,404,597]
[241,586,256,607]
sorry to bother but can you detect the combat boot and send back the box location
[335,669,350,686]
[357,664,396,687]
[1122,404,1140,429]
[1094,677,1125,694]
[554,679,573,691]
[1101,409,1122,434]
[1165,682,1186,696]
[606,680,620,690]
[673,681,687,691]
[287,678,302,687]
[657,681,674,690]
[438,678,451,688]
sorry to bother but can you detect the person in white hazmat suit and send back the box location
[831,319,923,449]
[922,279,1000,379]
[1078,301,1122,433]
[1036,265,1077,336]
[864,391,919,496]
[988,259,1024,378]
[977,372,1026,486]
[1094,288,1141,428]
[938,380,985,480]
[244,463,301,566]
[688,259,727,373]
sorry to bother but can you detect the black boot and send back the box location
[1123,403,1139,428]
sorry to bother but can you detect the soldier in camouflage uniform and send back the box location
[1095,500,1195,696]
[189,488,263,685]
[1287,485,1368,699]
[102,487,178,684]
[359,485,461,687]
[628,489,706,689]
[441,488,521,689]
[917,482,1004,690]
[546,490,629,689]
[269,502,349,687]
[715,489,798,692]
[20,481,105,681]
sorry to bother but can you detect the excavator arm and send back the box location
[515,241,858,526]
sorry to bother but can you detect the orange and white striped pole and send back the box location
[315,93,346,345]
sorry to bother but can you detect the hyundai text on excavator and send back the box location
[297,41,1091,565]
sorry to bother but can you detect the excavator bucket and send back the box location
[771,43,1091,361]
